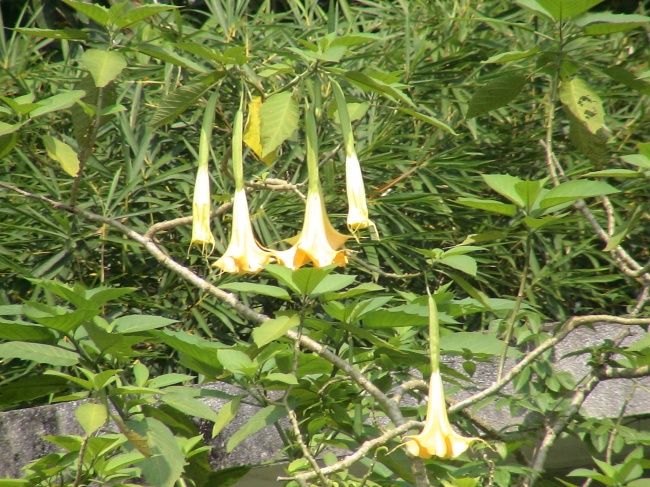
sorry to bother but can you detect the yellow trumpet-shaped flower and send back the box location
[404,290,480,459]
[273,187,349,270]
[345,151,372,232]
[212,189,273,274]
[191,162,215,249]
[404,368,477,459]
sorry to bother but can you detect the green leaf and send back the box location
[43,136,80,177]
[252,312,300,347]
[217,349,256,376]
[113,314,177,333]
[30,90,86,118]
[621,154,650,169]
[262,264,302,294]
[456,197,517,216]
[438,254,477,276]
[85,286,137,308]
[291,266,337,296]
[13,27,87,40]
[603,66,650,96]
[205,466,251,487]
[559,77,604,134]
[344,70,415,107]
[482,48,540,64]
[151,73,224,127]
[61,0,111,26]
[219,282,291,300]
[81,49,127,88]
[564,109,608,165]
[466,73,528,118]
[396,107,457,135]
[226,405,286,452]
[112,4,177,29]
[310,274,357,295]
[536,0,604,20]
[440,331,511,356]
[0,321,55,343]
[576,12,650,35]
[265,372,298,385]
[260,92,299,158]
[75,403,108,436]
[27,307,98,333]
[147,373,195,389]
[137,44,207,73]
[212,396,243,437]
[482,174,525,206]
[539,180,619,209]
[0,375,69,406]
[161,392,219,422]
[0,342,79,366]
[129,418,185,487]
[524,214,566,228]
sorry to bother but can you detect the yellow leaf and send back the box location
[243,96,275,166]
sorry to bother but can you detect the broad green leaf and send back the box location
[265,372,298,385]
[161,392,219,422]
[243,96,274,165]
[515,180,544,211]
[559,77,604,134]
[603,66,650,96]
[335,320,396,349]
[219,282,291,300]
[61,0,111,26]
[262,264,302,294]
[439,255,477,277]
[85,287,137,307]
[81,49,127,88]
[13,28,87,40]
[217,349,256,376]
[0,321,55,343]
[621,154,650,169]
[482,48,540,64]
[310,274,357,295]
[515,0,554,19]
[396,107,457,135]
[576,12,650,35]
[212,396,243,437]
[0,342,79,366]
[456,197,517,216]
[252,312,300,347]
[113,314,177,333]
[226,405,286,452]
[539,180,619,209]
[30,90,86,118]
[0,122,21,137]
[536,0,604,20]
[112,4,177,29]
[440,331,512,356]
[129,418,185,487]
[482,174,525,206]
[260,92,299,158]
[291,266,337,296]
[75,403,108,436]
[27,307,98,333]
[0,375,69,406]
[147,373,195,389]
[43,136,80,177]
[565,109,608,165]
[466,73,528,118]
[206,466,252,487]
[524,214,566,228]
[320,282,384,302]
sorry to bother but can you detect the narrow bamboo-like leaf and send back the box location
[13,28,87,40]
[396,107,457,135]
[113,314,177,333]
[43,136,80,177]
[0,342,79,366]
[456,197,517,216]
[75,403,108,436]
[252,312,300,347]
[81,49,127,88]
[482,48,540,64]
[138,44,207,73]
[0,375,69,406]
[226,405,286,452]
[260,92,299,158]
[603,66,650,96]
[576,12,650,35]
[112,4,177,29]
[559,77,604,134]
[344,70,415,107]
[467,73,528,118]
[539,180,619,209]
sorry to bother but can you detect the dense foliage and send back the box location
[0,0,649,486]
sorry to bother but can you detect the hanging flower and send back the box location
[273,186,349,269]
[212,104,273,274]
[404,291,480,459]
[212,189,273,274]
[191,158,215,249]
[272,105,349,269]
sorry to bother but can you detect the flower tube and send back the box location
[212,105,273,274]
[191,91,219,251]
[404,291,480,459]
[273,107,349,269]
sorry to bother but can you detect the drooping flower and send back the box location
[272,106,349,270]
[190,92,220,251]
[213,188,273,274]
[212,104,273,274]
[191,162,215,249]
[404,291,480,459]
[331,80,376,237]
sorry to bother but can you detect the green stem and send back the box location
[233,104,245,192]
[304,105,321,194]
